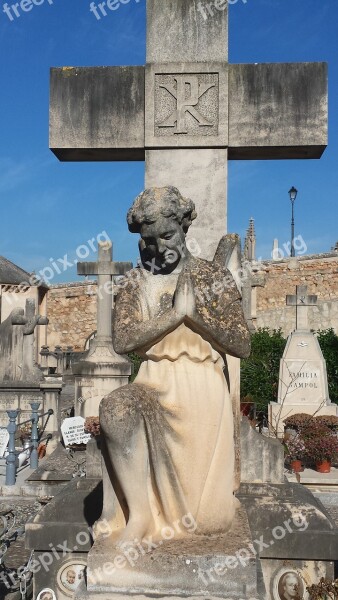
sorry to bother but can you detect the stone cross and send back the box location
[0,298,48,382]
[77,241,132,356]
[22,299,49,377]
[286,285,318,331]
[50,0,327,261]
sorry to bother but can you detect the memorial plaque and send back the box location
[281,361,324,405]
[61,417,91,447]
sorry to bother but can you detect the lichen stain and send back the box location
[62,67,77,78]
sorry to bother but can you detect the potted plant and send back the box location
[315,414,338,433]
[283,413,315,434]
[284,433,306,473]
[304,435,338,473]
[300,421,338,472]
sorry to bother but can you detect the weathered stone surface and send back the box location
[146,0,228,63]
[240,418,284,485]
[238,482,338,561]
[229,62,327,159]
[27,443,84,483]
[25,478,102,550]
[86,509,258,596]
[25,479,101,600]
[0,299,47,383]
[145,63,228,149]
[50,62,328,162]
[50,67,145,161]
[145,149,228,261]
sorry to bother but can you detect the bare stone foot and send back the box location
[115,517,156,549]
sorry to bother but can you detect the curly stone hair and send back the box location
[127,186,197,234]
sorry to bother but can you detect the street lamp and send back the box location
[289,186,298,257]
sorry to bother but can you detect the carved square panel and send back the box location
[146,63,228,148]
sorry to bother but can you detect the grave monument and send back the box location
[270,285,338,435]
[74,241,132,418]
[25,2,338,600]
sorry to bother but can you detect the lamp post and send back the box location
[289,186,298,257]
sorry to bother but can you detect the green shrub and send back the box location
[240,328,287,412]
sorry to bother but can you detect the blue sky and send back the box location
[0,0,336,283]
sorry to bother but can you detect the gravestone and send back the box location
[73,241,132,418]
[0,298,48,428]
[270,285,338,435]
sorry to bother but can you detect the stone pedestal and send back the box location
[85,509,259,598]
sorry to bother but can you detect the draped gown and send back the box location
[99,239,251,540]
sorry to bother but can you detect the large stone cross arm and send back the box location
[50,60,327,162]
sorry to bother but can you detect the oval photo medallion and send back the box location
[57,560,87,597]
[36,588,57,600]
[272,567,306,600]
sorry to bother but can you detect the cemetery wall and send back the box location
[47,281,97,351]
[256,253,338,335]
[45,253,338,350]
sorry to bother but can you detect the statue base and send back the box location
[83,508,261,599]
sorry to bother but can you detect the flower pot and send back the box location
[291,459,302,473]
[315,460,331,473]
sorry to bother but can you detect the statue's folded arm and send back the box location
[113,273,182,355]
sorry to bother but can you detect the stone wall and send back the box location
[255,253,338,335]
[44,252,338,352]
[47,281,97,352]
